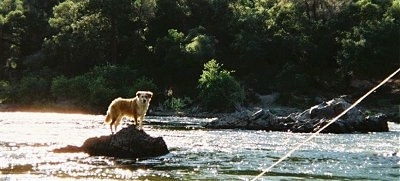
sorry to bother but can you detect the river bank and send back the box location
[1,78,399,123]
[0,93,399,123]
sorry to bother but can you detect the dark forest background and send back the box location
[0,0,399,113]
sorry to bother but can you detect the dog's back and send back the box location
[106,98,136,120]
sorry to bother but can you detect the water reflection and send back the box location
[0,112,399,180]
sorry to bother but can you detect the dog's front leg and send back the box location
[133,116,138,127]
[137,116,144,130]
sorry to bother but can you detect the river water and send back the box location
[0,112,399,180]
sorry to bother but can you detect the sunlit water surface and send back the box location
[0,112,399,180]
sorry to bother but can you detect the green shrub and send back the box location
[87,76,116,109]
[51,75,91,102]
[50,65,158,112]
[88,64,138,96]
[50,75,70,100]
[198,59,245,112]
[163,97,192,112]
[51,71,117,111]
[14,75,50,104]
[0,80,12,103]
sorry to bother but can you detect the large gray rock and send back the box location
[53,125,169,158]
[205,98,390,133]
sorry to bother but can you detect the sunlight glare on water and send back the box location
[0,112,399,180]
[0,112,107,145]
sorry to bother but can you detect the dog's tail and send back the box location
[104,113,112,124]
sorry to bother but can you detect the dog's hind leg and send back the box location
[112,115,123,134]
[109,117,116,134]
[106,114,115,134]
[109,115,120,134]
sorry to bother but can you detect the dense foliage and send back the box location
[198,59,244,112]
[0,0,399,112]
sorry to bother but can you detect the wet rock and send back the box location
[204,97,389,133]
[53,126,169,158]
[82,126,169,158]
[362,113,389,132]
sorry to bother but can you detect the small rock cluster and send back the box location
[205,98,390,133]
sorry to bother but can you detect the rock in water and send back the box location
[205,97,390,133]
[54,125,169,159]
[82,125,169,158]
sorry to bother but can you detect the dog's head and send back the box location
[136,91,153,104]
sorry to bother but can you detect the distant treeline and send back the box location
[0,0,399,112]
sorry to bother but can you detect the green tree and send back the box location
[153,27,216,96]
[198,59,244,112]
[0,0,26,81]
[185,26,216,61]
[148,0,189,42]
[87,0,156,64]
[44,0,156,75]
[44,0,109,74]
[153,29,186,89]
[337,0,400,80]
[1,0,56,82]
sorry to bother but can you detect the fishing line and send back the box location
[251,67,400,181]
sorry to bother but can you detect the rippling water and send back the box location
[0,112,399,180]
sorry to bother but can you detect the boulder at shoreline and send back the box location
[53,125,169,158]
[205,97,391,133]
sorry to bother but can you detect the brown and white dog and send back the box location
[105,91,153,134]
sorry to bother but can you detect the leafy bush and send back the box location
[50,65,159,112]
[51,66,123,111]
[86,64,139,96]
[198,59,245,112]
[50,75,71,100]
[0,81,11,103]
[86,76,116,109]
[51,75,91,103]
[14,75,50,104]
[163,97,192,112]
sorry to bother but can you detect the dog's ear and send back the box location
[146,92,153,98]
[136,91,141,97]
